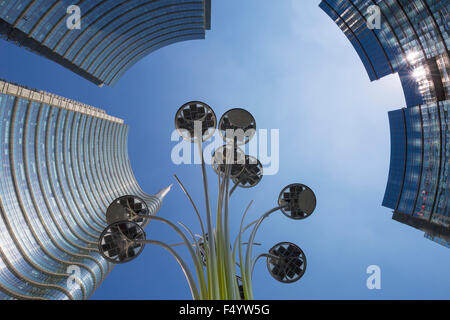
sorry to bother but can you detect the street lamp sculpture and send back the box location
[98,101,316,300]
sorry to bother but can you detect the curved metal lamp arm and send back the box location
[173,174,207,242]
[222,163,238,299]
[178,221,204,273]
[229,181,239,196]
[236,200,254,248]
[169,242,190,247]
[251,253,280,276]
[196,137,220,299]
[235,200,255,300]
[232,218,258,260]
[244,206,283,299]
[135,239,200,300]
[233,208,278,262]
[137,214,207,299]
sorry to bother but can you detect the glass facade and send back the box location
[383,101,449,248]
[0,80,162,299]
[0,0,211,86]
[320,1,450,248]
[320,0,449,107]
[425,233,450,248]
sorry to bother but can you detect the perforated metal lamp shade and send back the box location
[212,145,246,177]
[219,108,256,145]
[231,155,263,189]
[266,242,307,283]
[98,221,146,264]
[278,183,317,220]
[106,195,150,226]
[175,101,217,142]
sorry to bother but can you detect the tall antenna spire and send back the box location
[156,184,173,200]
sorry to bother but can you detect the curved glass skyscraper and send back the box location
[0,79,167,299]
[384,101,449,248]
[320,0,449,248]
[0,0,211,86]
[320,0,449,106]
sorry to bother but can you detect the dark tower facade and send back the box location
[320,0,450,248]
[383,101,449,248]
[319,0,449,107]
[0,0,211,86]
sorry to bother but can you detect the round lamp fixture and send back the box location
[267,242,306,283]
[278,183,316,220]
[232,155,263,189]
[175,101,216,142]
[106,195,149,226]
[212,145,246,177]
[98,221,146,264]
[218,108,256,145]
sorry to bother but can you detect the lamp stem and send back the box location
[196,137,220,299]
[136,239,200,300]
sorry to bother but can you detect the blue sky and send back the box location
[1,1,449,299]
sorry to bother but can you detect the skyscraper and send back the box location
[383,101,449,248]
[319,0,449,106]
[0,0,211,87]
[0,79,168,299]
[320,0,449,248]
